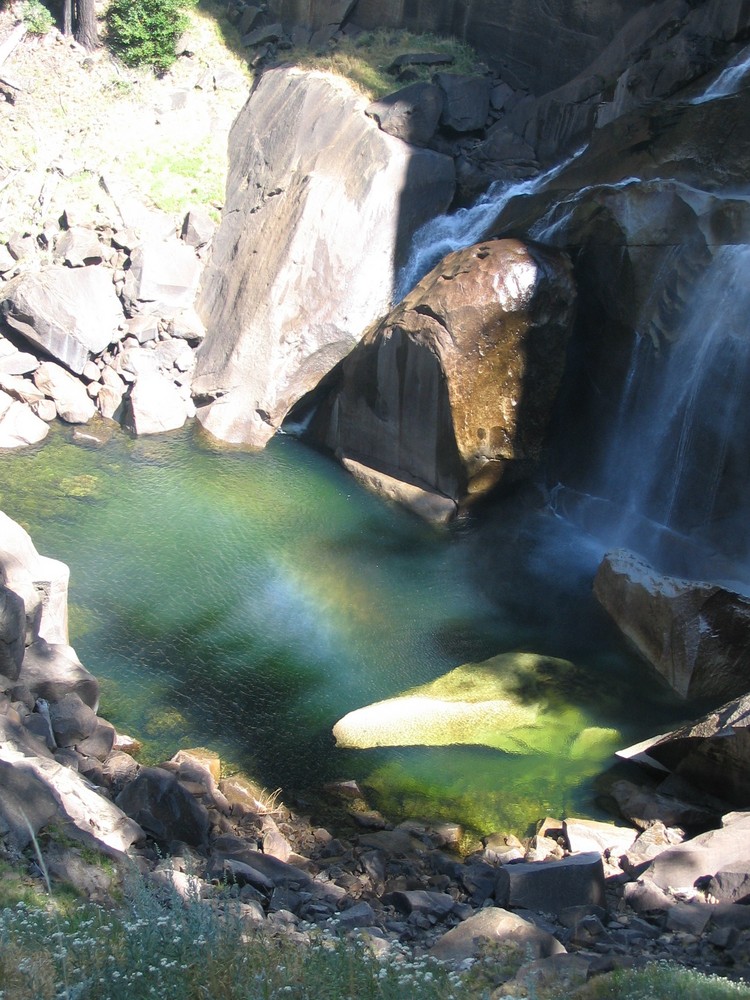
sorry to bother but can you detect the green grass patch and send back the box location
[293,29,484,99]
[124,137,226,215]
[577,962,750,1000]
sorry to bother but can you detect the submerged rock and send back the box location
[193,66,455,448]
[332,651,619,755]
[310,238,575,519]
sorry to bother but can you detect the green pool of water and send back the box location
[0,422,682,838]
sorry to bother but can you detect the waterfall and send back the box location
[693,43,750,104]
[394,145,588,300]
[558,245,750,581]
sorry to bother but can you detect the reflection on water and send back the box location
[0,422,684,836]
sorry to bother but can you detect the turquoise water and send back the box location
[0,422,683,838]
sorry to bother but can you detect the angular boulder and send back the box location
[115,766,210,847]
[125,372,189,435]
[122,239,201,316]
[0,510,70,647]
[494,852,607,915]
[0,748,143,852]
[0,266,123,375]
[594,549,750,701]
[0,395,49,448]
[643,812,750,893]
[365,82,444,146]
[310,238,575,518]
[21,640,99,710]
[624,694,750,809]
[193,66,455,448]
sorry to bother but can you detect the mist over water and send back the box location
[555,245,750,586]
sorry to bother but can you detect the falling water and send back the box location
[558,245,750,580]
[395,145,588,299]
[693,43,750,104]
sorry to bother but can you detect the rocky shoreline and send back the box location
[2,512,750,992]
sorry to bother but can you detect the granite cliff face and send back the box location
[269,0,656,94]
[193,67,455,448]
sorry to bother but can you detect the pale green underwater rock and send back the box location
[332,652,621,757]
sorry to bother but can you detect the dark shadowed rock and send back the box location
[624,695,750,808]
[115,766,210,847]
[0,585,25,679]
[366,83,444,146]
[48,692,98,747]
[20,640,99,710]
[435,73,491,132]
[193,67,455,448]
[309,238,575,518]
[494,852,607,915]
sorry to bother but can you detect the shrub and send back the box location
[105,0,197,74]
[21,0,55,35]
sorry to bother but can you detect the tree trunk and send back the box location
[63,0,72,36]
[74,0,98,50]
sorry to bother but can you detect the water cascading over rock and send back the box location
[306,238,576,521]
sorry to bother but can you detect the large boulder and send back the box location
[0,748,143,852]
[0,393,49,449]
[643,811,750,893]
[125,372,190,436]
[0,510,70,648]
[309,238,575,518]
[622,694,750,808]
[594,550,750,701]
[0,266,123,375]
[193,67,455,448]
[115,766,210,847]
[430,906,565,962]
[122,239,202,316]
[33,361,97,424]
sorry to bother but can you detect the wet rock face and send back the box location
[309,238,576,517]
[193,66,455,449]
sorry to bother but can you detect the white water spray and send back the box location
[395,145,589,300]
[693,43,750,104]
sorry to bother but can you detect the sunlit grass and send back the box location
[292,29,484,99]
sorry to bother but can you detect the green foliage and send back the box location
[105,0,198,74]
[294,29,484,99]
[578,961,750,1000]
[21,0,54,35]
[0,859,468,1000]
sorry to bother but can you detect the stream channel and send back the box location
[0,421,688,838]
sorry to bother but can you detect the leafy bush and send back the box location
[105,0,197,74]
[21,0,55,35]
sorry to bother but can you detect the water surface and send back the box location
[0,423,683,837]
